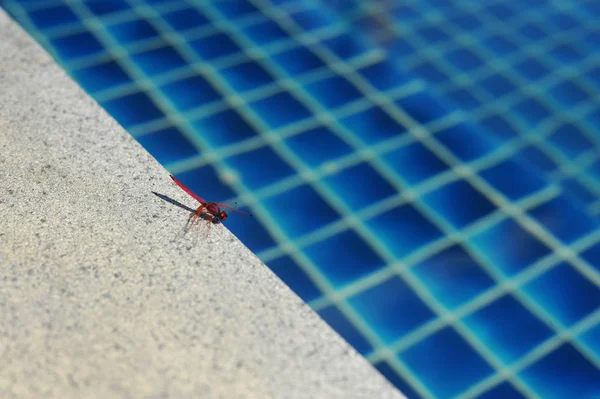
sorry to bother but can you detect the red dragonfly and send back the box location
[170,174,251,231]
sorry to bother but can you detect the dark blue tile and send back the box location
[386,38,417,58]
[463,295,553,364]
[323,162,396,210]
[549,81,589,107]
[173,164,236,203]
[523,262,600,327]
[486,4,517,20]
[548,11,579,30]
[272,46,326,76]
[581,242,600,274]
[86,0,131,17]
[550,43,585,64]
[340,106,407,145]
[262,184,340,238]
[266,256,322,302]
[290,8,335,31]
[305,229,385,287]
[412,62,449,84]
[163,7,210,32]
[136,126,198,164]
[514,145,558,174]
[527,196,598,244]
[422,180,496,229]
[192,108,258,147]
[391,4,419,20]
[359,60,412,91]
[214,0,259,18]
[107,19,159,44]
[131,45,188,76]
[479,115,519,142]
[548,123,593,160]
[72,59,131,93]
[101,91,163,128]
[519,344,600,398]
[395,92,450,124]
[223,205,276,252]
[374,361,424,399]
[479,73,518,97]
[579,322,600,358]
[469,218,551,277]
[317,305,373,355]
[417,25,449,44]
[29,5,78,30]
[435,122,496,162]
[285,126,353,167]
[452,14,483,31]
[221,61,276,92]
[518,23,546,42]
[51,32,104,61]
[583,32,600,53]
[322,33,368,60]
[249,92,312,129]
[446,87,482,111]
[561,178,597,206]
[306,75,362,109]
[412,245,495,310]
[382,141,449,186]
[512,98,552,127]
[225,146,295,189]
[586,159,600,181]
[480,158,548,201]
[585,108,600,130]
[189,32,242,60]
[585,66,600,89]
[514,57,550,81]
[243,19,289,45]
[445,47,484,70]
[160,74,221,112]
[367,204,444,259]
[399,327,494,398]
[476,383,526,399]
[484,35,519,56]
[349,276,435,344]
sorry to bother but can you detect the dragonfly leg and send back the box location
[186,212,200,233]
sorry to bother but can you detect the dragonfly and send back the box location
[170,175,251,232]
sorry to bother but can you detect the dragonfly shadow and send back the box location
[152,191,213,222]
[152,191,196,213]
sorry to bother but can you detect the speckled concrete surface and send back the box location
[0,10,404,399]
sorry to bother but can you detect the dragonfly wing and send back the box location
[170,175,207,204]
[215,202,253,216]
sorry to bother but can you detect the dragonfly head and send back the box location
[217,210,228,222]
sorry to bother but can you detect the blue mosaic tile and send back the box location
[317,305,373,355]
[412,245,495,310]
[399,327,494,398]
[463,295,553,364]
[469,217,551,277]
[323,162,396,211]
[522,262,600,327]
[266,255,322,302]
[349,276,436,344]
[367,204,444,259]
[519,344,600,398]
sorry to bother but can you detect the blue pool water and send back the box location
[4,0,600,397]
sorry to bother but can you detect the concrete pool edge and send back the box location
[0,9,404,399]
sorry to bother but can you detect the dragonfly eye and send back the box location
[218,211,228,221]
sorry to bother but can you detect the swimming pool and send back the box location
[4,0,600,397]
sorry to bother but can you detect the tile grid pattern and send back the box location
[4,0,600,397]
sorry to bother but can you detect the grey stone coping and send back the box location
[0,9,404,399]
